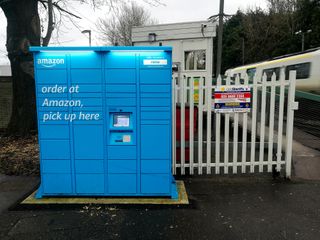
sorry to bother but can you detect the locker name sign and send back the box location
[213,86,251,113]
[143,59,167,65]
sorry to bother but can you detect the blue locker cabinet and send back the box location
[30,46,178,199]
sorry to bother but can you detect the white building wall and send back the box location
[132,21,216,42]
[0,65,12,77]
[132,20,216,79]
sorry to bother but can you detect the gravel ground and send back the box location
[0,135,39,176]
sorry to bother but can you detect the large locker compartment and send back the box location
[30,46,177,198]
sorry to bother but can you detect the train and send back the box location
[225,48,320,93]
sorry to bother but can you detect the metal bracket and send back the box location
[291,101,299,110]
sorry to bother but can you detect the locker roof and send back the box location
[29,46,172,52]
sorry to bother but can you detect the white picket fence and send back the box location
[172,70,297,177]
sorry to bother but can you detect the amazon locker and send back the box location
[30,46,177,199]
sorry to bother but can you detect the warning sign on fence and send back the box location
[213,86,251,113]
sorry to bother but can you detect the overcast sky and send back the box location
[0,0,267,64]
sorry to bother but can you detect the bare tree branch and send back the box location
[97,2,157,46]
[42,0,54,46]
[52,2,82,19]
[40,0,82,19]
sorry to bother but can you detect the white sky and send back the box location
[0,0,267,64]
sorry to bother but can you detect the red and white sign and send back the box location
[213,86,251,113]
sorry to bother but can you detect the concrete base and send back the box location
[21,180,188,205]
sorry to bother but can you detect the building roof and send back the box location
[132,20,216,42]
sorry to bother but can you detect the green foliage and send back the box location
[221,0,320,73]
[221,11,245,71]
[296,0,320,48]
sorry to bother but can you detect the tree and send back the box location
[295,0,320,49]
[0,0,160,135]
[1,0,40,135]
[221,11,245,71]
[221,0,320,72]
[0,0,84,135]
[97,2,156,46]
[267,0,297,13]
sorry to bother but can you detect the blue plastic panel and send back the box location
[73,125,104,159]
[72,98,103,107]
[105,52,136,68]
[43,174,72,194]
[107,146,136,159]
[37,98,70,112]
[39,125,69,139]
[141,174,170,194]
[108,160,136,173]
[140,85,170,93]
[141,120,170,125]
[38,112,69,124]
[107,98,136,106]
[107,93,136,98]
[36,85,68,98]
[72,111,103,124]
[141,93,170,98]
[37,69,67,84]
[70,52,102,69]
[140,98,171,107]
[108,174,137,193]
[141,125,170,159]
[42,160,71,174]
[141,111,170,120]
[141,160,169,174]
[71,69,102,84]
[76,174,104,194]
[141,106,170,112]
[40,140,70,159]
[73,84,103,93]
[106,69,136,84]
[32,46,174,198]
[140,69,171,84]
[75,160,104,174]
[107,85,136,93]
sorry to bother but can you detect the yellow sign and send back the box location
[193,77,199,103]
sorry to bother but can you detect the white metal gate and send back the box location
[172,71,297,177]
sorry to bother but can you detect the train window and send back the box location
[184,50,206,71]
[231,73,240,81]
[285,62,311,80]
[262,67,280,81]
[246,68,256,82]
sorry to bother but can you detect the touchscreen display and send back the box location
[113,114,130,127]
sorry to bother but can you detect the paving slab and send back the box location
[0,174,38,213]
[291,139,320,180]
